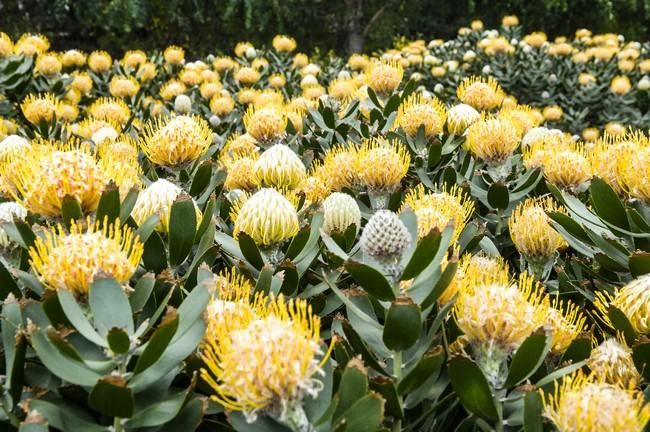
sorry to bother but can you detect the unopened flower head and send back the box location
[254,144,306,189]
[542,370,650,432]
[131,179,200,233]
[446,103,480,134]
[595,274,650,334]
[360,210,411,263]
[140,115,212,166]
[401,184,473,241]
[357,138,410,193]
[465,116,521,165]
[232,188,300,246]
[29,218,143,295]
[243,104,287,143]
[321,192,361,235]
[457,76,504,111]
[365,59,403,95]
[395,93,447,139]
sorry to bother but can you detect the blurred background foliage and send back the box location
[1,0,650,56]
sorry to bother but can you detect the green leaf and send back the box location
[168,194,198,267]
[345,260,395,301]
[333,360,369,421]
[89,277,134,336]
[382,297,422,351]
[419,259,457,310]
[189,161,213,197]
[370,377,403,420]
[88,377,134,418]
[632,340,650,381]
[57,289,106,347]
[237,232,265,270]
[608,306,637,346]
[142,232,167,273]
[341,320,390,376]
[335,393,385,432]
[285,225,311,260]
[535,360,587,387]
[27,400,106,432]
[448,356,498,420]
[0,220,36,250]
[523,390,544,432]
[589,177,629,230]
[0,259,20,300]
[428,142,442,168]
[129,273,156,312]
[487,182,509,210]
[106,328,130,354]
[133,314,179,374]
[96,185,121,226]
[398,346,445,395]
[401,229,441,281]
[504,330,551,388]
[560,335,592,363]
[61,195,83,229]
[30,330,101,386]
[629,252,650,277]
[126,388,189,428]
[159,397,205,432]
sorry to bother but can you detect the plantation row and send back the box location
[0,17,649,432]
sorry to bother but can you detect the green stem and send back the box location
[495,208,503,236]
[392,351,403,432]
[114,416,122,432]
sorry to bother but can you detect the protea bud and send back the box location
[322,192,361,235]
[174,94,192,114]
[360,210,411,266]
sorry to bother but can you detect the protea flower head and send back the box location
[360,210,411,264]
[254,144,306,189]
[88,50,112,73]
[595,275,650,335]
[87,97,131,125]
[131,179,200,233]
[544,298,587,354]
[465,116,521,166]
[272,35,297,53]
[457,76,504,111]
[365,59,403,95]
[163,45,185,65]
[29,218,143,295]
[21,93,62,126]
[394,93,447,139]
[446,103,481,134]
[588,338,641,386]
[243,104,287,143]
[357,138,410,195]
[140,115,212,167]
[321,192,361,235]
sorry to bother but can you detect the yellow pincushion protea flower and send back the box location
[439,253,510,305]
[457,76,504,111]
[272,35,297,53]
[357,138,410,193]
[254,144,306,189]
[0,139,122,217]
[219,133,259,166]
[234,67,260,86]
[446,103,481,134]
[61,49,86,67]
[179,68,202,87]
[499,105,542,135]
[328,77,358,102]
[87,97,131,125]
[542,105,563,122]
[542,370,650,432]
[611,75,632,95]
[234,42,254,58]
[121,49,147,68]
[595,275,650,334]
[365,59,403,95]
[232,188,300,246]
[35,52,62,76]
[0,33,13,57]
[502,15,519,26]
[524,139,592,190]
[253,90,285,109]
[109,75,140,98]
[29,218,143,294]
[544,298,587,353]
[394,93,447,139]
[523,32,548,48]
[200,82,222,100]
[140,115,212,167]
[590,132,645,194]
[204,267,254,340]
[401,184,473,241]
[14,34,49,56]
[88,50,112,73]
[268,73,287,88]
[21,93,62,125]
[453,272,549,386]
[160,80,187,101]
[243,104,287,143]
[201,293,331,423]
[137,62,157,82]
[224,155,259,191]
[163,45,185,65]
[131,179,200,233]
[509,196,567,262]
[614,134,650,201]
[319,145,360,191]
[70,72,93,94]
[210,95,235,116]
[465,116,521,165]
[588,338,640,386]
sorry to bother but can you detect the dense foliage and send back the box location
[1,0,650,55]
[0,18,650,432]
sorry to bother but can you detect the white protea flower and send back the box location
[588,338,640,386]
[91,126,119,145]
[233,188,299,246]
[0,202,28,248]
[360,210,411,263]
[447,103,480,135]
[321,192,361,235]
[131,179,199,233]
[300,74,318,88]
[0,135,30,161]
[254,144,306,189]
[174,94,192,114]
[522,127,565,148]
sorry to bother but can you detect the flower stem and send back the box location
[114,417,122,432]
[392,351,403,432]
